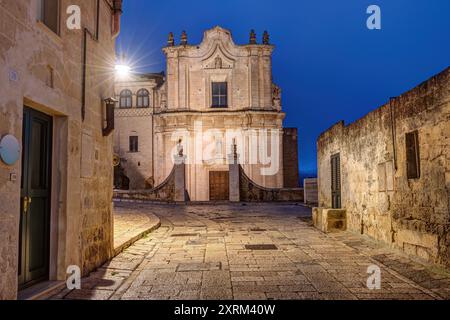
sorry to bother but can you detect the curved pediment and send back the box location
[189,26,244,60]
[201,44,235,69]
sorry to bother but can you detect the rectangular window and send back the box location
[211,82,228,108]
[129,136,139,153]
[406,130,420,179]
[38,0,59,34]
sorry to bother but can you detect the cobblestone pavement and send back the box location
[52,202,450,300]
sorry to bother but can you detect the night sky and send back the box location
[117,0,450,179]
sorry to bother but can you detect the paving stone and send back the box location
[51,202,450,300]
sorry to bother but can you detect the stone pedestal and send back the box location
[228,153,240,202]
[174,155,187,202]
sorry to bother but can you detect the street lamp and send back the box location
[115,63,131,78]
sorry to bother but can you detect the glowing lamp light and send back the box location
[115,64,131,77]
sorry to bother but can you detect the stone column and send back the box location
[228,152,240,202]
[173,154,187,202]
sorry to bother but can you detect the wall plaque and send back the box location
[0,134,21,165]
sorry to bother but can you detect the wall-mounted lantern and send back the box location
[102,97,117,136]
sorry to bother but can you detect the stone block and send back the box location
[396,229,439,261]
[313,207,347,233]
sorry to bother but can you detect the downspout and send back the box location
[112,0,123,39]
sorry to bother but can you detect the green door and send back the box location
[331,153,341,209]
[18,107,52,289]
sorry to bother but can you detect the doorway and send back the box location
[209,171,229,201]
[18,107,52,289]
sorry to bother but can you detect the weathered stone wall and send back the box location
[283,128,299,188]
[317,67,450,267]
[240,166,304,202]
[0,0,121,298]
[113,74,163,189]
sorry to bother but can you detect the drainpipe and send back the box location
[112,0,123,39]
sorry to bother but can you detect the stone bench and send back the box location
[312,207,347,233]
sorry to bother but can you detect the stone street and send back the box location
[52,202,450,300]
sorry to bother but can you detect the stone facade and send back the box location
[114,73,164,189]
[0,0,122,299]
[114,26,300,201]
[316,67,450,267]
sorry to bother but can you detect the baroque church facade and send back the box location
[114,26,299,201]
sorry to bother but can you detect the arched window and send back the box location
[119,89,132,108]
[136,89,150,108]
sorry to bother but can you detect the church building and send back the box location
[114,26,299,201]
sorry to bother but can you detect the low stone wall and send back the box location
[114,166,175,201]
[240,167,304,202]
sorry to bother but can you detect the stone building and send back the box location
[0,0,123,299]
[316,67,450,267]
[114,27,300,201]
[114,72,164,190]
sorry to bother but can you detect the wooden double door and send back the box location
[209,171,229,201]
[18,107,52,289]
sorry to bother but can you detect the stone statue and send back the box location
[272,84,281,108]
[180,30,188,46]
[249,29,257,44]
[167,32,174,46]
[214,56,222,69]
[263,31,270,45]
[215,135,223,157]
[177,139,183,156]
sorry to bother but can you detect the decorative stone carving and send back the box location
[263,31,270,45]
[160,90,167,109]
[249,29,257,44]
[214,56,222,69]
[272,84,281,108]
[167,32,174,46]
[180,30,188,46]
[177,138,184,156]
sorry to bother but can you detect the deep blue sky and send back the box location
[117,0,450,178]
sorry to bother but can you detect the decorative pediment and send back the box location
[201,45,235,69]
